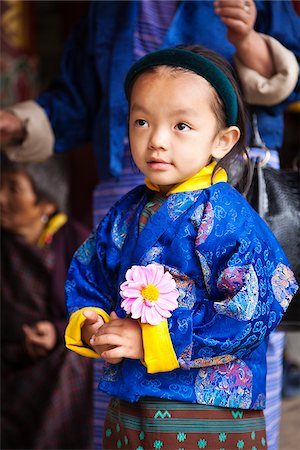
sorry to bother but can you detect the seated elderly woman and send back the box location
[0,154,93,449]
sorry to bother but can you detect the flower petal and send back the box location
[147,264,165,285]
[131,298,144,318]
[159,290,179,301]
[157,295,179,310]
[125,267,135,281]
[122,285,143,298]
[121,298,135,314]
[154,302,172,318]
[133,266,149,285]
[160,288,179,301]
[141,306,148,324]
[157,276,176,293]
[121,280,143,290]
[145,306,165,325]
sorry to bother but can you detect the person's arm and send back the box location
[214,0,274,77]
[0,102,54,161]
[65,229,114,357]
[235,33,299,106]
[214,0,300,105]
[64,198,126,357]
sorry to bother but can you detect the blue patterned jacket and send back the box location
[65,183,298,409]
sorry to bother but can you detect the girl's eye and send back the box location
[135,119,149,127]
[175,123,191,131]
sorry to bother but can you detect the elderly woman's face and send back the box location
[0,170,46,236]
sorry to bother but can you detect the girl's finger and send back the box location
[101,346,125,360]
[110,311,119,320]
[83,310,103,325]
[90,333,123,347]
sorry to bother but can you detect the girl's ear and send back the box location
[211,126,240,159]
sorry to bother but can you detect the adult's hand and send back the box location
[214,0,275,78]
[23,321,57,360]
[214,0,256,47]
[0,110,26,146]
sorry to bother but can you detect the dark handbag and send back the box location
[246,116,300,331]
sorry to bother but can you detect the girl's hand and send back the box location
[214,0,256,47]
[22,321,57,360]
[90,312,144,363]
[81,309,105,345]
[83,310,121,362]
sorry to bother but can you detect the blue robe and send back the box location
[66,183,298,410]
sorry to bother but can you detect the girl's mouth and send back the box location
[147,159,171,170]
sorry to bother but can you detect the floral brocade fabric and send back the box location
[66,183,298,410]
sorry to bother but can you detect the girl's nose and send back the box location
[148,127,169,151]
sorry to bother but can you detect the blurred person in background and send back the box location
[0,154,92,449]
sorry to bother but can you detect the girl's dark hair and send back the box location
[1,154,70,214]
[176,45,250,193]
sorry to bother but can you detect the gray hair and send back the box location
[1,154,70,214]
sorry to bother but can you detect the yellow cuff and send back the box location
[65,307,110,358]
[141,320,179,374]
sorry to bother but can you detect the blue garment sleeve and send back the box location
[65,211,119,316]
[65,186,147,316]
[36,16,101,153]
[168,196,298,369]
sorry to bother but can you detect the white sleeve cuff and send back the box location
[235,34,299,106]
[3,100,54,161]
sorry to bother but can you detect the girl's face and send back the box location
[0,170,54,242]
[129,69,237,194]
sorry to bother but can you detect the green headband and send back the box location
[124,48,238,126]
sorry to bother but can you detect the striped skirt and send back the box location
[103,397,267,450]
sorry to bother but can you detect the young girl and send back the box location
[65,46,298,450]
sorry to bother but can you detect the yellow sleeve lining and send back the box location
[65,307,110,358]
[141,320,179,374]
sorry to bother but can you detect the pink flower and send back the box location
[120,264,179,325]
